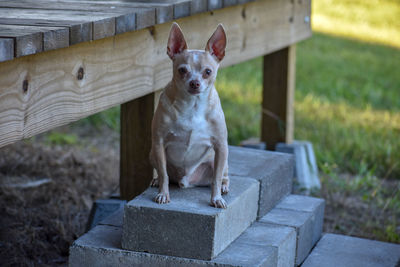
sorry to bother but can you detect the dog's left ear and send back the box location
[205,24,226,62]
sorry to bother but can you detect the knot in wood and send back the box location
[77,67,84,80]
[149,26,155,37]
[22,79,29,93]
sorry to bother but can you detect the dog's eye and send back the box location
[178,67,187,75]
[203,68,212,78]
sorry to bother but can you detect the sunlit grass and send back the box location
[295,95,400,178]
[312,0,400,48]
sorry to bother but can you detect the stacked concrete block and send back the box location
[86,198,126,231]
[70,209,297,267]
[69,147,326,267]
[235,222,296,267]
[259,194,325,266]
[276,141,320,192]
[302,233,400,267]
[228,146,294,218]
[275,194,324,246]
[122,176,259,260]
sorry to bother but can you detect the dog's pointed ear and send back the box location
[167,22,187,59]
[205,24,226,62]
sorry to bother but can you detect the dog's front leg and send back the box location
[211,142,228,208]
[151,142,170,204]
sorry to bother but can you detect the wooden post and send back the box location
[261,45,296,150]
[120,93,155,200]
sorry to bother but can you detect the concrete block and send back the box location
[234,222,296,267]
[122,176,259,260]
[276,141,320,192]
[260,208,313,266]
[98,206,124,228]
[240,137,267,150]
[86,198,126,231]
[275,194,325,246]
[70,218,298,267]
[228,146,294,218]
[302,233,400,267]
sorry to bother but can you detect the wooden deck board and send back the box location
[0,38,13,62]
[0,0,258,61]
[0,18,93,46]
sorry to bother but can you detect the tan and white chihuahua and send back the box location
[149,23,229,208]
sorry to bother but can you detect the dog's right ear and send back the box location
[167,23,187,60]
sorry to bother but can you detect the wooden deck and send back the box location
[0,0,311,199]
[0,0,255,61]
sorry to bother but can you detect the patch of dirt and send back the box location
[314,174,400,243]
[0,129,119,266]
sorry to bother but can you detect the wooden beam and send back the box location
[120,93,154,200]
[0,0,311,148]
[261,45,296,150]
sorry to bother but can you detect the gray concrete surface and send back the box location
[260,208,313,266]
[122,176,259,260]
[86,198,126,231]
[275,194,325,246]
[302,233,400,267]
[235,222,296,267]
[98,206,124,227]
[228,146,294,218]
[70,219,297,266]
[276,141,320,192]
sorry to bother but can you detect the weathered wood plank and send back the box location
[59,0,173,24]
[0,0,311,148]
[0,2,157,35]
[0,8,127,41]
[0,38,14,62]
[0,26,43,57]
[190,0,208,14]
[120,94,154,200]
[208,0,223,10]
[0,24,69,56]
[223,0,238,7]
[0,18,92,45]
[261,45,296,150]
[130,0,191,19]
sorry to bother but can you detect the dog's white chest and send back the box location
[165,110,213,168]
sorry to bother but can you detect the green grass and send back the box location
[294,33,400,178]
[312,0,400,48]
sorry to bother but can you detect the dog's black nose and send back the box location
[189,80,200,89]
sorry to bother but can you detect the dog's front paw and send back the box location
[155,192,170,204]
[221,183,229,195]
[211,196,227,209]
[150,178,159,187]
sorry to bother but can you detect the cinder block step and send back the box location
[259,194,325,266]
[122,176,259,260]
[69,210,297,267]
[302,233,400,267]
[228,146,294,218]
[86,198,126,231]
